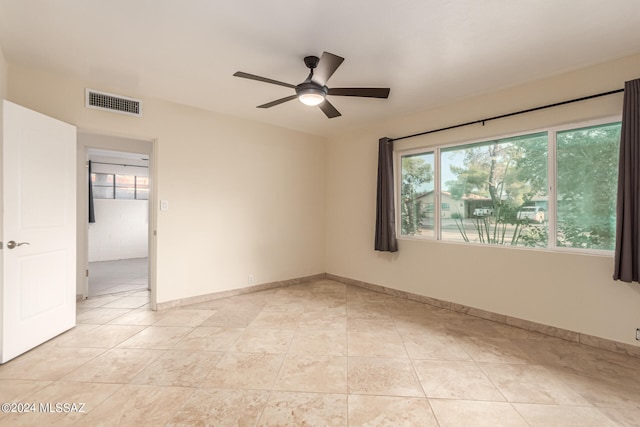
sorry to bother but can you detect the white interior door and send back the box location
[1,100,77,364]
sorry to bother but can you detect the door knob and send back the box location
[7,240,30,249]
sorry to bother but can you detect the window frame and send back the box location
[394,115,621,256]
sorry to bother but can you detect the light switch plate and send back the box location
[160,200,169,211]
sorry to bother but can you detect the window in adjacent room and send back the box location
[91,173,149,201]
[135,176,150,200]
[91,173,115,199]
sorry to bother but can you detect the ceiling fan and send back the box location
[233,51,390,118]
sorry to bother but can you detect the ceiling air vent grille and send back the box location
[85,89,142,117]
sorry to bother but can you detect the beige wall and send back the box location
[7,64,326,304]
[0,43,7,99]
[326,54,640,347]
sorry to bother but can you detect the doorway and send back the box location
[87,148,149,297]
[77,132,156,309]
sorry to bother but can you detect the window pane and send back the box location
[556,123,620,250]
[441,132,548,246]
[115,187,135,199]
[135,176,149,200]
[91,173,114,199]
[400,152,435,237]
[136,188,149,200]
[116,175,135,186]
[93,186,114,199]
[91,173,114,186]
[136,176,149,189]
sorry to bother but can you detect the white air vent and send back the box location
[85,88,142,117]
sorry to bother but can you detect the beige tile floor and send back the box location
[1,279,640,426]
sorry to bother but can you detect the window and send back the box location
[441,132,548,246]
[400,152,434,237]
[398,119,621,253]
[115,174,135,199]
[92,173,114,199]
[556,123,620,250]
[136,176,149,200]
[91,173,149,200]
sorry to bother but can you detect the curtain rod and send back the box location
[91,161,148,168]
[391,88,624,142]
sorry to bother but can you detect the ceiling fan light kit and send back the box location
[296,82,327,106]
[298,92,325,106]
[233,51,390,118]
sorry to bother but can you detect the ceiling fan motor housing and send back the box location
[295,81,328,98]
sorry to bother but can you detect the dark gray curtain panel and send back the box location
[375,137,398,252]
[613,78,640,282]
[88,160,96,223]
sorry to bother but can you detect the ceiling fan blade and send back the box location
[233,71,296,89]
[257,95,298,109]
[328,87,390,98]
[311,52,344,86]
[318,99,341,118]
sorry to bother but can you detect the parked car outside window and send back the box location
[517,206,545,223]
[473,207,493,217]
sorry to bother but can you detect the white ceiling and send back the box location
[0,1,639,137]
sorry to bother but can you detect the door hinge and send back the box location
[86,269,89,277]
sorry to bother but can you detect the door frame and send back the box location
[76,130,158,310]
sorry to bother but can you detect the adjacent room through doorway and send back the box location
[87,148,149,297]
